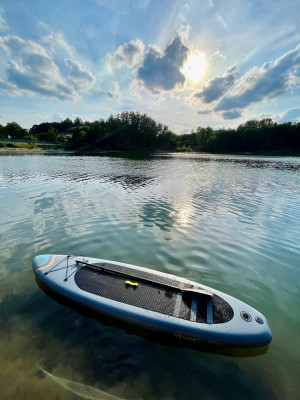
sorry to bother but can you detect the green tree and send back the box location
[74,117,83,127]
[46,127,59,142]
[4,122,26,139]
[157,130,178,150]
[30,122,51,135]
[196,127,213,151]
[0,124,5,138]
[59,118,74,132]
[72,128,88,147]
[86,121,107,145]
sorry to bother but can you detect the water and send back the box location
[0,153,299,399]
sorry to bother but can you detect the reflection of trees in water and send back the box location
[4,170,156,189]
[158,154,300,171]
[211,157,300,171]
[108,174,155,190]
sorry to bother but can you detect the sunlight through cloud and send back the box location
[182,51,206,81]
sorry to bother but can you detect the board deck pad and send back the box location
[74,263,234,324]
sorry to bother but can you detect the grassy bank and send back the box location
[0,142,38,149]
[0,142,66,153]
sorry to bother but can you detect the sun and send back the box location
[182,51,206,81]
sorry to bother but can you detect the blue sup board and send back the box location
[32,254,272,348]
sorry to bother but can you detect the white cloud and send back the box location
[0,35,95,100]
[0,35,47,58]
[190,44,300,121]
[107,39,145,69]
[65,59,95,92]
[211,49,226,60]
[107,82,120,98]
[217,14,228,29]
[177,24,190,42]
[132,0,151,9]
[0,8,8,31]
[277,108,300,123]
[42,32,74,57]
[0,36,72,99]
[215,44,300,113]
[178,3,190,24]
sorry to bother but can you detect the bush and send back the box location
[6,142,19,148]
[176,145,193,152]
[4,142,37,149]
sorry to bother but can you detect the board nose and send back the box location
[32,255,43,271]
[32,255,51,271]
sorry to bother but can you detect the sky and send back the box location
[0,0,299,133]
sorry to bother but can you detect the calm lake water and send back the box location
[0,153,299,400]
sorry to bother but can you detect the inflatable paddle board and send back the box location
[32,254,272,348]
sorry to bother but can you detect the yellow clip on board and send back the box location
[125,280,139,287]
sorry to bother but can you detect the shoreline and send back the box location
[0,146,299,157]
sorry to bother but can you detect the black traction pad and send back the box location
[74,263,233,324]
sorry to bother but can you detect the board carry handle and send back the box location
[125,280,139,287]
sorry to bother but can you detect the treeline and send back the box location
[192,119,300,153]
[0,113,299,153]
[0,113,174,150]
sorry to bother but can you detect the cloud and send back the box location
[177,24,190,42]
[277,108,300,123]
[132,0,151,9]
[211,50,226,60]
[107,39,145,68]
[137,35,189,92]
[107,82,120,98]
[178,4,190,24]
[42,32,74,57]
[65,59,95,92]
[222,110,242,119]
[0,36,72,99]
[194,65,238,103]
[0,35,95,100]
[215,44,300,113]
[217,14,228,29]
[0,8,8,31]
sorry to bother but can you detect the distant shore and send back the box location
[0,144,299,157]
[0,145,122,155]
[0,146,63,154]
